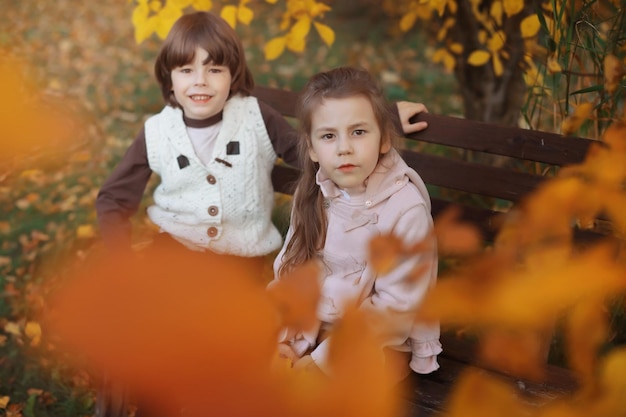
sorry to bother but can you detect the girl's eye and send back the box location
[178,68,192,74]
[353,129,366,136]
[321,133,334,140]
[208,68,221,73]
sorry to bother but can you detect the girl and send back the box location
[273,67,441,381]
[95,11,429,260]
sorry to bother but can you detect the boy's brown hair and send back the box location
[154,11,254,107]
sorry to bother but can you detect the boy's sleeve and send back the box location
[258,100,300,168]
[95,128,152,249]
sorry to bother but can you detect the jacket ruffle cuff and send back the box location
[409,339,443,374]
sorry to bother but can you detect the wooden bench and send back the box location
[253,85,602,416]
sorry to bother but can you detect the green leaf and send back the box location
[570,85,604,95]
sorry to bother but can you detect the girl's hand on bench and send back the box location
[397,101,429,134]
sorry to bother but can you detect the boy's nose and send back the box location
[194,72,208,86]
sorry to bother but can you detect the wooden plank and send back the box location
[407,113,595,166]
[400,150,544,201]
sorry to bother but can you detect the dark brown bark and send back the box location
[449,0,538,126]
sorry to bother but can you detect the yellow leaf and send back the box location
[561,102,593,135]
[191,0,213,10]
[290,16,311,40]
[547,54,562,74]
[168,0,193,8]
[0,396,9,410]
[310,2,332,18]
[265,0,278,3]
[503,0,524,16]
[148,0,162,13]
[492,54,504,76]
[490,1,503,25]
[77,224,96,239]
[238,5,254,25]
[487,31,505,52]
[25,321,42,347]
[399,11,418,32]
[287,35,306,53]
[520,14,540,38]
[155,4,183,39]
[467,50,491,66]
[449,43,463,54]
[4,322,20,336]
[313,21,334,46]
[265,36,287,60]
[220,5,237,27]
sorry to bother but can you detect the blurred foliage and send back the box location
[2,1,626,417]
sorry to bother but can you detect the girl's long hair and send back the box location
[277,66,400,277]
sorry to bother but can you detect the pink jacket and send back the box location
[273,149,441,374]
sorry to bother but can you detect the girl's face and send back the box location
[308,96,390,195]
[170,47,232,120]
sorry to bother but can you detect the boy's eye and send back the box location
[208,68,222,73]
[178,67,192,74]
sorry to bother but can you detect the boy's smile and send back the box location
[170,47,232,120]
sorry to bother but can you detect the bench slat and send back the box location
[408,113,595,166]
[400,150,543,201]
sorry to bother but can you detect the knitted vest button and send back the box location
[207,227,218,237]
[208,206,219,216]
[206,175,217,184]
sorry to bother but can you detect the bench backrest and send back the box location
[253,86,602,243]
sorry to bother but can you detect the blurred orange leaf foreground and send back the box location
[45,241,399,417]
[0,51,79,158]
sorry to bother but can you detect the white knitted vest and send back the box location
[144,95,282,257]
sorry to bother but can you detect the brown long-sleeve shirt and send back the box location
[95,98,403,247]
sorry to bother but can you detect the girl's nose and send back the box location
[336,135,353,155]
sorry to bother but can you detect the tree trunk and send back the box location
[449,0,537,126]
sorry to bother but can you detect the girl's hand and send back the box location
[396,101,429,134]
[292,355,323,376]
[277,343,299,362]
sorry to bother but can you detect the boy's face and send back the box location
[308,96,390,195]
[170,47,232,120]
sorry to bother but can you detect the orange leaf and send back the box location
[267,261,321,333]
